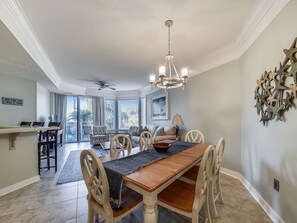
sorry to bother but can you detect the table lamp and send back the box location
[172,113,184,140]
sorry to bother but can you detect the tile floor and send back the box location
[0,142,272,223]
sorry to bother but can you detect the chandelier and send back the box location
[149,20,188,89]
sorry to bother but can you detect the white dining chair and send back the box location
[157,145,214,223]
[185,130,205,143]
[179,137,225,218]
[209,137,225,218]
[139,131,154,147]
[110,134,132,153]
[80,149,143,223]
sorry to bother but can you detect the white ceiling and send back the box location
[0,0,288,93]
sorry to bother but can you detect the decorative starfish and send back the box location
[290,83,297,97]
[263,71,270,82]
[274,77,289,94]
[267,104,284,121]
[269,68,278,80]
[254,101,263,115]
[277,62,290,82]
[267,93,277,106]
[283,37,297,64]
[259,111,269,126]
[256,77,265,90]
[288,61,297,83]
[257,92,269,105]
[283,92,296,110]
[263,82,274,95]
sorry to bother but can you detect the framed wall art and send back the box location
[152,93,168,120]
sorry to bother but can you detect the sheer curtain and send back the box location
[92,96,104,127]
[54,94,67,143]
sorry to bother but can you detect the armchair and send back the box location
[90,126,110,146]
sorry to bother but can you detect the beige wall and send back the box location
[240,0,297,222]
[36,82,50,125]
[147,60,242,173]
[0,74,36,126]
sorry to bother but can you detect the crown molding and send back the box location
[0,0,290,94]
[191,0,290,77]
[0,0,62,87]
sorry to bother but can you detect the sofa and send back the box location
[129,124,176,147]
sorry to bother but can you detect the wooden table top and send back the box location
[100,143,208,193]
[123,144,208,192]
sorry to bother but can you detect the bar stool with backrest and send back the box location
[20,121,32,127]
[37,122,60,174]
[109,134,132,153]
[157,145,215,223]
[80,149,143,223]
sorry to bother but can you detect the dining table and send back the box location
[100,143,209,223]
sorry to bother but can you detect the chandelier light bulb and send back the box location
[150,74,156,83]
[181,67,188,78]
[159,66,166,77]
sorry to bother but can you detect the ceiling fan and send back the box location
[95,81,116,91]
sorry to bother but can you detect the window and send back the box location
[65,96,93,142]
[104,99,116,130]
[141,97,146,126]
[118,99,139,129]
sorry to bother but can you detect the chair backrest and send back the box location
[185,130,205,143]
[93,126,107,135]
[80,150,113,217]
[193,145,214,208]
[139,131,154,146]
[110,134,132,153]
[48,122,61,127]
[213,137,225,178]
[32,121,45,127]
[20,121,32,127]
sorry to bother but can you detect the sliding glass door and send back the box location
[65,96,93,143]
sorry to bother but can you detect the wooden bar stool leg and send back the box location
[54,142,57,172]
[46,145,50,170]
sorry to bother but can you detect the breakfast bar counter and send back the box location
[0,126,58,196]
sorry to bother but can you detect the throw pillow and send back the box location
[164,126,176,135]
[136,126,143,136]
[154,127,166,136]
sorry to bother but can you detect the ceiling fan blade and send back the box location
[108,86,116,90]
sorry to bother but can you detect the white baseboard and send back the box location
[0,175,40,197]
[220,168,285,223]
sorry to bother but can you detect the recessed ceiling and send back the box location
[0,20,55,89]
[16,0,257,91]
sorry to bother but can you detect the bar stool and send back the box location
[20,121,32,127]
[38,129,58,174]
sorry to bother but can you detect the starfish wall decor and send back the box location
[254,37,297,126]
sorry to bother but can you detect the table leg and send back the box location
[143,193,158,223]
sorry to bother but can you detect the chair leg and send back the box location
[88,205,95,223]
[216,175,224,204]
[209,181,218,218]
[206,189,212,223]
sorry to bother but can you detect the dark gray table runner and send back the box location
[103,141,195,208]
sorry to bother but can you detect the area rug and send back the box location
[57,149,104,184]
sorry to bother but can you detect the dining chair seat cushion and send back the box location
[90,186,142,218]
[182,165,200,182]
[113,186,143,217]
[158,179,196,213]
